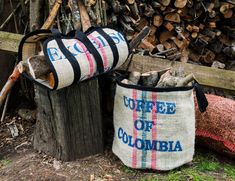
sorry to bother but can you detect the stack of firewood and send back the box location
[123,68,194,88]
[85,0,235,67]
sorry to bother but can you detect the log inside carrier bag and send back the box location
[24,26,151,89]
[195,94,235,158]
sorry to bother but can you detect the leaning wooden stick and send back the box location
[68,0,82,30]
[0,0,62,108]
[41,0,62,29]
[78,0,92,32]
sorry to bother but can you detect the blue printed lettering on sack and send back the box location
[123,96,176,114]
[47,32,125,62]
[117,96,182,152]
[117,127,182,152]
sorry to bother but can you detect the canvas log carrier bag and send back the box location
[18,27,130,90]
[112,75,208,170]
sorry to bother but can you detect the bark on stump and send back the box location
[33,79,104,161]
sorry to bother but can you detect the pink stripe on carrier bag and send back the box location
[75,39,94,78]
[88,34,109,71]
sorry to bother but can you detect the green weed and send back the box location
[0,158,11,168]
[183,168,215,181]
[224,164,235,180]
[139,176,159,181]
[197,160,220,172]
[122,165,137,174]
[166,170,183,181]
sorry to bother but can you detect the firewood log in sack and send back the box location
[18,27,130,90]
[195,94,235,158]
[112,76,208,170]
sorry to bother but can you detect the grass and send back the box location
[122,165,137,174]
[122,148,235,181]
[0,158,11,168]
[224,164,235,180]
[195,154,220,172]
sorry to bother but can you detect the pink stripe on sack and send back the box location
[88,34,108,71]
[132,89,138,168]
[75,40,94,77]
[151,92,157,169]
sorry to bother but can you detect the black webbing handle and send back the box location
[51,29,81,85]
[51,28,62,39]
[75,30,104,74]
[95,28,119,69]
[194,83,208,112]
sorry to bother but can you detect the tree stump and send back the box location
[33,79,104,161]
[30,0,104,161]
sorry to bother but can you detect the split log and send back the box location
[171,37,188,50]
[162,41,172,49]
[164,13,181,23]
[129,2,139,20]
[189,50,201,62]
[27,55,50,79]
[163,21,174,31]
[176,73,194,87]
[159,30,174,43]
[157,0,171,7]
[211,61,226,69]
[144,5,155,17]
[208,22,216,28]
[153,14,163,27]
[156,70,180,88]
[139,39,156,52]
[201,49,216,64]
[146,25,157,44]
[135,17,148,31]
[128,71,141,85]
[156,44,164,52]
[174,0,187,8]
[223,46,235,58]
[139,71,159,86]
[191,32,198,39]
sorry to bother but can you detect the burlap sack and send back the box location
[195,94,235,158]
[18,27,130,90]
[112,77,208,170]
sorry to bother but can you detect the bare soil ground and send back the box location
[0,113,234,181]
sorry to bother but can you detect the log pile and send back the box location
[84,0,235,67]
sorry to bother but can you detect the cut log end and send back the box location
[140,71,159,87]
[27,55,51,79]
[128,71,141,85]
